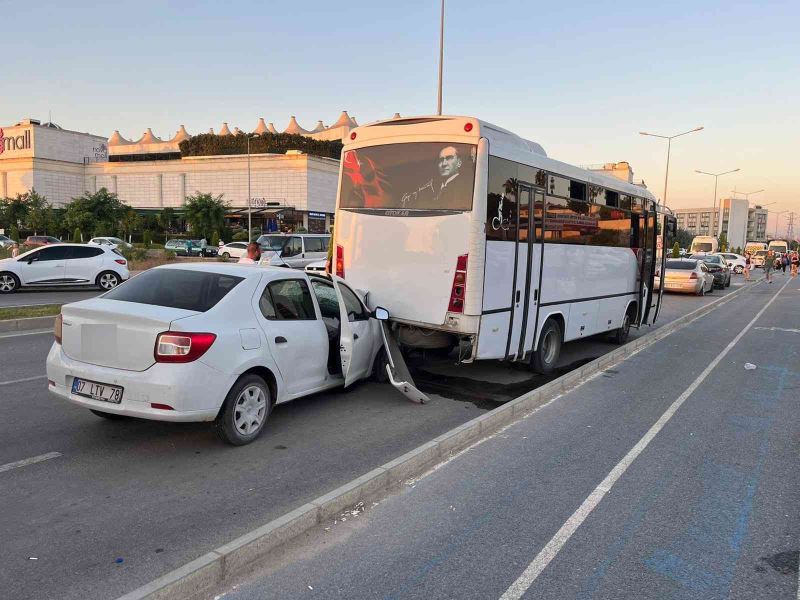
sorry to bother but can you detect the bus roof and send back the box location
[349,115,658,204]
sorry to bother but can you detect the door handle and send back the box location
[534,289,538,302]
[353,333,359,340]
[275,336,287,344]
[515,290,521,303]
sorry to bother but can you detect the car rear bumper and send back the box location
[658,279,703,293]
[46,344,230,422]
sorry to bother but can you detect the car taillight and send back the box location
[336,244,345,278]
[448,254,468,313]
[690,272,698,279]
[54,313,63,344]
[115,259,127,265]
[154,332,216,363]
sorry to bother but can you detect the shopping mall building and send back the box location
[0,112,364,233]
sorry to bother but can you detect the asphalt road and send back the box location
[220,274,799,600]
[0,288,103,308]
[0,274,758,599]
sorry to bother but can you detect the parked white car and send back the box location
[719,252,746,274]
[218,241,249,260]
[89,237,133,250]
[0,244,129,293]
[46,264,388,445]
[304,260,328,276]
[0,234,15,249]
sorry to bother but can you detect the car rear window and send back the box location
[104,269,243,312]
[666,260,696,270]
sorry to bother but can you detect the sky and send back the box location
[2,0,798,234]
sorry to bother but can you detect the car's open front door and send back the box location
[331,277,372,387]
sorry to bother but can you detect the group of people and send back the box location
[744,249,799,284]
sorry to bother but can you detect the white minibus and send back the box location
[768,240,788,255]
[332,116,674,373]
[690,236,718,254]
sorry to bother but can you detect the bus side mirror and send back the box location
[372,307,389,321]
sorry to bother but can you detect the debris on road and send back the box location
[744,363,757,370]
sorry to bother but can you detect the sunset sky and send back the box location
[3,0,797,232]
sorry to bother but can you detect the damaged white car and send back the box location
[46,263,393,445]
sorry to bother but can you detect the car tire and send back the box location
[371,348,390,384]
[222,252,230,260]
[0,272,20,294]
[734,266,743,274]
[96,271,121,291]
[697,284,705,296]
[531,318,562,375]
[90,409,131,420]
[215,374,271,446]
[609,308,633,345]
[725,277,731,288]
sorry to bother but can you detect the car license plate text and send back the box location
[71,378,123,404]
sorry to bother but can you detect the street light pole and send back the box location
[640,126,704,208]
[247,135,252,243]
[694,168,740,237]
[437,0,444,116]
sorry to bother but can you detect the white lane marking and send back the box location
[0,452,62,474]
[499,276,791,600]
[0,375,48,387]
[0,329,52,340]
[754,326,800,334]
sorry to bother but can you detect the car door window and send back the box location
[310,280,341,321]
[261,279,316,320]
[282,237,302,257]
[339,284,369,321]
[30,246,70,261]
[304,237,326,253]
[68,247,104,259]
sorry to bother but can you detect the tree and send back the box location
[65,188,126,238]
[717,232,728,253]
[672,241,680,258]
[23,189,49,234]
[674,228,694,250]
[1,194,31,230]
[143,230,153,246]
[157,207,175,232]
[120,209,141,239]
[184,192,227,240]
[73,227,83,243]
[210,231,220,247]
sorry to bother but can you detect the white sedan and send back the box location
[46,264,388,445]
[719,252,746,274]
[218,241,249,260]
[89,237,134,250]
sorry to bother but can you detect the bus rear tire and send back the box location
[610,308,633,345]
[531,318,562,375]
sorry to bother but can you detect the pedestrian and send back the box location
[10,242,20,258]
[238,242,261,264]
[764,250,775,283]
[743,252,751,282]
[218,238,225,251]
[791,251,799,278]
[781,253,789,273]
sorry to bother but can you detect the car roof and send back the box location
[151,262,310,281]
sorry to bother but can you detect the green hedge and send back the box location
[179,133,343,160]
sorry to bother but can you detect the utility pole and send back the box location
[787,212,796,242]
[436,0,444,115]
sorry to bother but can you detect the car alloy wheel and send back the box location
[216,374,271,445]
[0,273,19,293]
[98,272,121,290]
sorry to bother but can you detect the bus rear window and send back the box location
[340,142,477,211]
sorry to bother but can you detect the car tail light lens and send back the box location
[54,313,63,344]
[150,403,174,410]
[336,244,345,278]
[115,259,127,265]
[448,254,468,313]
[690,272,698,279]
[154,332,216,363]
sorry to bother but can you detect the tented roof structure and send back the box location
[253,118,269,135]
[108,130,132,145]
[170,125,191,143]
[312,120,327,133]
[330,111,356,129]
[218,122,232,136]
[284,116,310,135]
[137,128,162,144]
[267,122,278,134]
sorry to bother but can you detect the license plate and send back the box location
[71,378,123,404]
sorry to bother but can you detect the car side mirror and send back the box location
[372,307,389,321]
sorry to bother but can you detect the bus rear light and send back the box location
[350,132,357,140]
[464,122,473,132]
[154,332,216,363]
[336,245,345,278]
[448,254,468,313]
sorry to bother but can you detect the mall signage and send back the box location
[0,128,32,155]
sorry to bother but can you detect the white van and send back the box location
[690,236,718,254]
[267,234,331,269]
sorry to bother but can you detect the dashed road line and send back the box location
[0,329,53,340]
[0,452,62,474]
[499,276,791,600]
[0,375,48,387]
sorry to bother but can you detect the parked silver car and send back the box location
[267,234,331,269]
[654,259,714,295]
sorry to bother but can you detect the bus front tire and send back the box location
[531,319,562,375]
[610,309,633,345]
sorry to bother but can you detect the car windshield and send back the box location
[104,269,243,312]
[108,238,125,244]
[258,236,285,251]
[666,260,697,270]
[703,255,723,264]
[755,250,768,257]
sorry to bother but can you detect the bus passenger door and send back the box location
[506,184,539,361]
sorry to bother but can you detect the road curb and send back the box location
[0,315,56,333]
[117,280,761,600]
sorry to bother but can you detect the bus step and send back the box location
[380,322,429,404]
